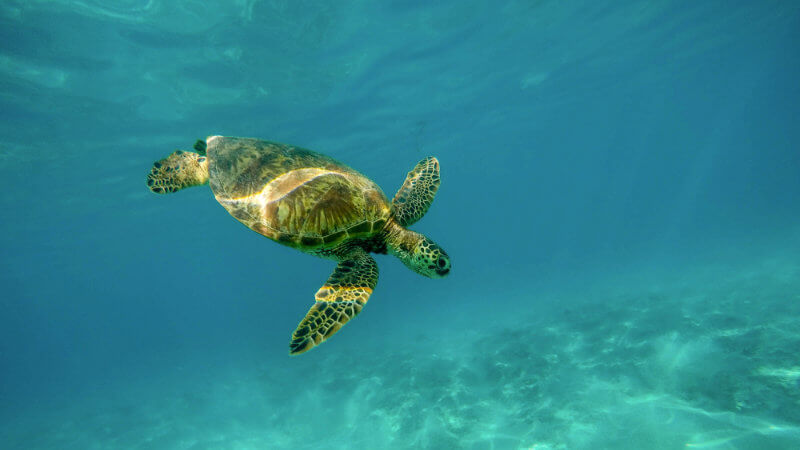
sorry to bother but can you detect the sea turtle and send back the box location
[146,136,450,355]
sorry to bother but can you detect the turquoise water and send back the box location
[1,1,799,448]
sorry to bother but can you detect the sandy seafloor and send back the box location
[2,250,798,450]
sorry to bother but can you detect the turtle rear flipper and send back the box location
[391,156,440,226]
[147,150,209,194]
[289,248,378,355]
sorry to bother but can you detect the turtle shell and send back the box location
[207,136,391,250]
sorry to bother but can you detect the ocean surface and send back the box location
[1,1,799,448]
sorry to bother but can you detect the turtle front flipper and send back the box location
[289,248,378,355]
[391,156,440,226]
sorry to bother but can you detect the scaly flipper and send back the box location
[391,156,440,226]
[289,247,378,355]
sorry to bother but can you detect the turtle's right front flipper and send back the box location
[289,248,378,355]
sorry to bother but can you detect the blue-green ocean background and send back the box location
[1,1,799,448]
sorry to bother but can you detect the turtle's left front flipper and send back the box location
[392,156,440,226]
[289,248,378,355]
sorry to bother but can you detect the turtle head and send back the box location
[147,150,209,194]
[411,236,451,278]
[387,224,450,278]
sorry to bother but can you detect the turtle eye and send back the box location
[435,256,450,276]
